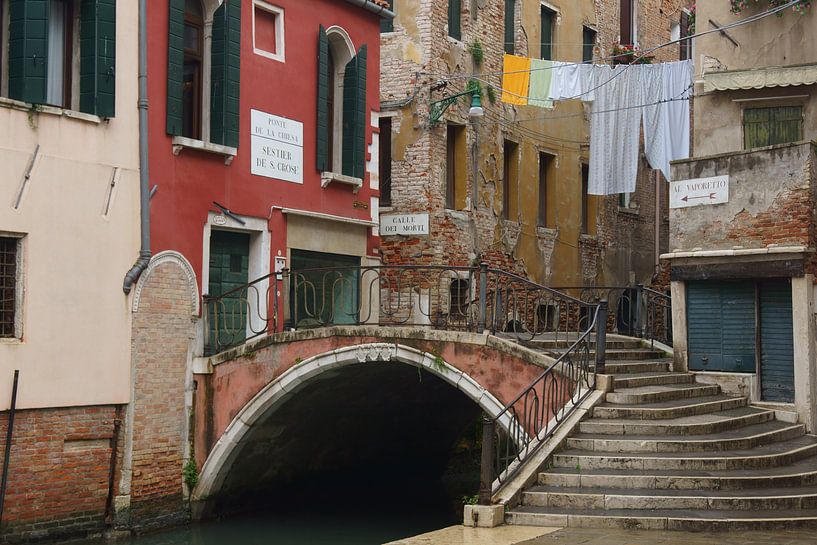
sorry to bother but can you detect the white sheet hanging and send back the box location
[588,65,644,196]
[642,60,693,182]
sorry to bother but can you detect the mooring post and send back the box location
[0,370,20,526]
[478,416,495,505]
[595,300,609,375]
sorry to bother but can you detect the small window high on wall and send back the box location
[253,1,285,62]
[0,235,22,339]
[504,0,515,54]
[744,106,804,150]
[620,0,635,46]
[540,5,555,60]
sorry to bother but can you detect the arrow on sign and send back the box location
[681,192,717,203]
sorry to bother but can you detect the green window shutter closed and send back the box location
[448,0,461,40]
[8,0,49,104]
[744,106,803,149]
[342,45,367,179]
[210,0,241,148]
[540,6,554,60]
[504,0,515,54]
[80,0,117,117]
[380,0,394,33]
[166,0,185,135]
[316,25,330,172]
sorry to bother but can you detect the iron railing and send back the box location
[203,264,605,354]
[554,285,672,348]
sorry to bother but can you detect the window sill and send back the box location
[0,97,103,124]
[618,206,640,216]
[321,171,363,193]
[172,136,237,165]
[536,226,557,236]
[379,205,394,212]
[0,337,22,345]
[579,233,598,243]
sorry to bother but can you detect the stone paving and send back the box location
[386,525,817,545]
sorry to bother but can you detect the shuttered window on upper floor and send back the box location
[316,25,367,180]
[380,0,393,33]
[448,0,461,41]
[7,0,115,116]
[744,106,804,150]
[504,0,515,54]
[540,5,555,61]
[167,0,240,148]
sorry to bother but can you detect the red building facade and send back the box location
[147,0,388,310]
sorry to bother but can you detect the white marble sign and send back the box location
[380,214,430,236]
[670,175,729,209]
[250,109,303,184]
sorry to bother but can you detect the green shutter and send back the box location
[448,0,461,40]
[166,0,184,135]
[380,0,394,33]
[8,0,49,104]
[342,45,367,179]
[504,0,515,54]
[540,7,553,60]
[316,25,330,172]
[210,0,241,148]
[759,279,794,403]
[744,106,803,149]
[80,0,116,117]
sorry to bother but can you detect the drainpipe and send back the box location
[123,0,151,294]
[341,0,396,19]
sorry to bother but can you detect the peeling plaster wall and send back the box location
[380,0,679,288]
[669,142,817,252]
[693,4,817,157]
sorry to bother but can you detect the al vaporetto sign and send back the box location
[670,175,729,209]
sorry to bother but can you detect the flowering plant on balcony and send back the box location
[730,0,811,15]
[688,3,696,33]
[612,42,655,64]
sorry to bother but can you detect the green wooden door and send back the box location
[759,279,794,402]
[290,250,360,327]
[687,281,756,372]
[208,230,250,349]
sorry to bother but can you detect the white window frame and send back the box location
[325,25,355,176]
[252,1,285,63]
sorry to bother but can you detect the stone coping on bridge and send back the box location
[199,325,580,374]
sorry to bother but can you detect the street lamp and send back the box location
[429,89,484,126]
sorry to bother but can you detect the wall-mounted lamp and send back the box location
[429,89,484,126]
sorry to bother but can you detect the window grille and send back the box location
[0,237,17,338]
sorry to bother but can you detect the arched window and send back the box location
[182,0,204,139]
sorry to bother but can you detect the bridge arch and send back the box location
[191,341,524,514]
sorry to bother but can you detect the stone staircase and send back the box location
[505,338,817,531]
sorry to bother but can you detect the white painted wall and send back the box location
[0,0,139,410]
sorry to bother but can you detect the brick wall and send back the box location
[124,260,196,529]
[0,405,120,543]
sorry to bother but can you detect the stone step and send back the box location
[538,456,817,490]
[612,372,694,389]
[525,339,644,350]
[506,506,817,531]
[604,361,671,374]
[578,406,775,435]
[552,435,817,471]
[605,383,721,405]
[566,422,805,453]
[521,485,817,511]
[592,394,747,420]
[551,349,669,361]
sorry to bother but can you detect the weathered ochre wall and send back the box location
[380,0,681,290]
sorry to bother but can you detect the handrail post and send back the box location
[479,416,495,505]
[635,283,644,338]
[202,295,212,355]
[595,300,608,375]
[478,263,488,333]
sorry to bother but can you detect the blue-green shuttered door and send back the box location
[208,231,250,349]
[759,279,794,402]
[687,281,756,373]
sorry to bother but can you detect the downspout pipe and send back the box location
[341,0,395,19]
[123,0,151,294]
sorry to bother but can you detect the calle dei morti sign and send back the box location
[380,214,430,236]
[250,109,303,184]
[670,175,729,209]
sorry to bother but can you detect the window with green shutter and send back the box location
[744,106,804,150]
[166,0,185,135]
[504,0,515,54]
[342,45,367,180]
[79,0,116,117]
[540,5,555,60]
[8,0,51,105]
[8,0,115,115]
[316,25,330,172]
[448,0,460,41]
[380,0,393,33]
[210,0,241,148]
